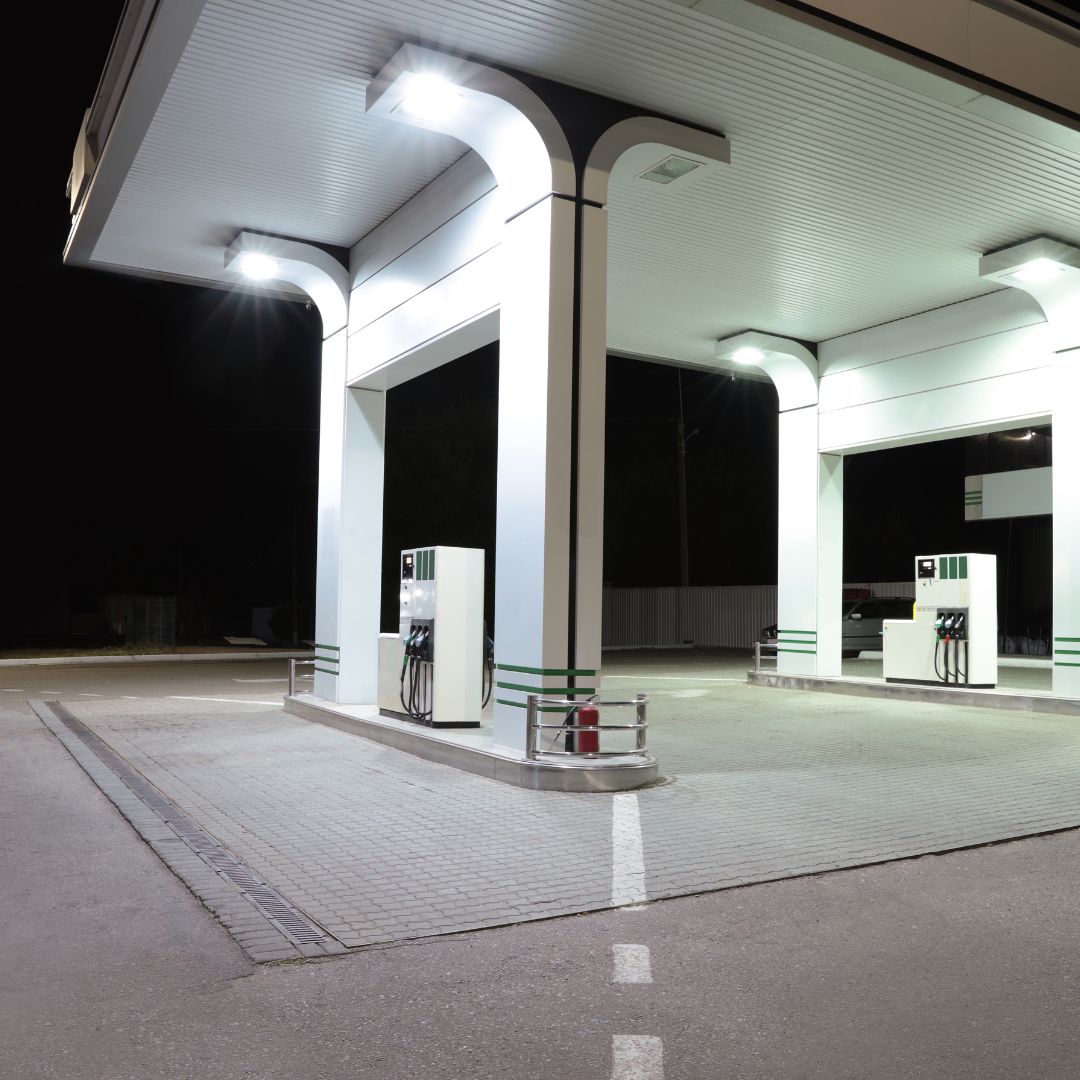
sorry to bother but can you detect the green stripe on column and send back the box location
[777,630,816,636]
[496,682,596,695]
[1055,637,1080,642]
[778,648,816,654]
[314,666,338,676]
[495,664,597,676]
[314,644,339,652]
[495,698,572,712]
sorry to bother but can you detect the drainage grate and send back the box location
[42,700,332,949]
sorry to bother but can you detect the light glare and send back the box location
[1009,258,1066,284]
[399,73,460,123]
[238,253,280,281]
[732,346,765,364]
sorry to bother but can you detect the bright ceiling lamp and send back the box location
[731,346,765,364]
[1007,258,1068,285]
[237,252,280,281]
[979,237,1079,288]
[396,73,463,124]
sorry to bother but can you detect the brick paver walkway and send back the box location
[51,658,1080,952]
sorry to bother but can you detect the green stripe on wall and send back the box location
[1055,637,1080,642]
[1054,662,1080,668]
[777,630,816,636]
[314,666,338,676]
[1055,649,1080,655]
[314,644,339,652]
[778,648,816,655]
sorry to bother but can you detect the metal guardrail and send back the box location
[288,658,316,696]
[525,693,649,761]
[751,640,779,673]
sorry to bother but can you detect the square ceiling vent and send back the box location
[638,155,705,185]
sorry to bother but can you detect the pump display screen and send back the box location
[917,558,936,580]
[401,552,414,580]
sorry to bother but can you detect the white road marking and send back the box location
[170,696,282,706]
[604,674,742,682]
[613,944,653,984]
[231,678,289,683]
[612,793,648,908]
[612,1035,664,1079]
[77,693,101,697]
[1,688,25,692]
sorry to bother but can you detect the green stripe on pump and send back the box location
[778,648,816,654]
[1054,662,1080,667]
[314,644,339,652]
[1055,637,1080,642]
[777,630,816,636]
[314,666,338,676]
[959,555,968,579]
[1055,649,1080,655]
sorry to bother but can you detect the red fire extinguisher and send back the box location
[577,704,600,753]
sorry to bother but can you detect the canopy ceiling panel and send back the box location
[89,0,1080,355]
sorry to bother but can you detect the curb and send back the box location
[0,651,315,668]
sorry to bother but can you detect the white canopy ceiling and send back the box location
[78,0,1080,364]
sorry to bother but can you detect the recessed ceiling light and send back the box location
[638,155,704,185]
[238,252,280,281]
[732,346,765,364]
[1008,258,1067,284]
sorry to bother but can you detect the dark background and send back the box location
[2,5,1052,650]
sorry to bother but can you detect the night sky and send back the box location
[4,7,1052,649]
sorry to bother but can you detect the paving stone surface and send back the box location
[50,653,1080,953]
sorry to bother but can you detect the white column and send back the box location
[776,408,842,676]
[978,239,1079,698]
[1052,350,1080,697]
[574,202,609,680]
[314,330,385,703]
[717,333,839,677]
[491,195,584,749]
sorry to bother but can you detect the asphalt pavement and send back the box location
[2,658,1077,1079]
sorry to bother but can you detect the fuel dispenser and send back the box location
[882,553,997,689]
[397,546,490,727]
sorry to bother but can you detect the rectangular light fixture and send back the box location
[638,155,704,185]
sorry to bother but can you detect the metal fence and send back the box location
[602,582,914,649]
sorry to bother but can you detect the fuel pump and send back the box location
[395,546,486,727]
[882,553,997,689]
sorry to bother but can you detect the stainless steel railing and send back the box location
[288,657,316,696]
[524,694,649,761]
[751,640,779,673]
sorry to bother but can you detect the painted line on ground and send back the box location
[1,688,26,692]
[603,674,743,682]
[612,1035,664,1079]
[613,944,653,984]
[231,678,289,683]
[612,793,648,908]
[170,695,282,706]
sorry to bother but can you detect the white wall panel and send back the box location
[347,249,501,386]
[819,323,1054,413]
[349,153,495,288]
[819,366,1054,453]
[819,289,1047,377]
[349,191,501,338]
